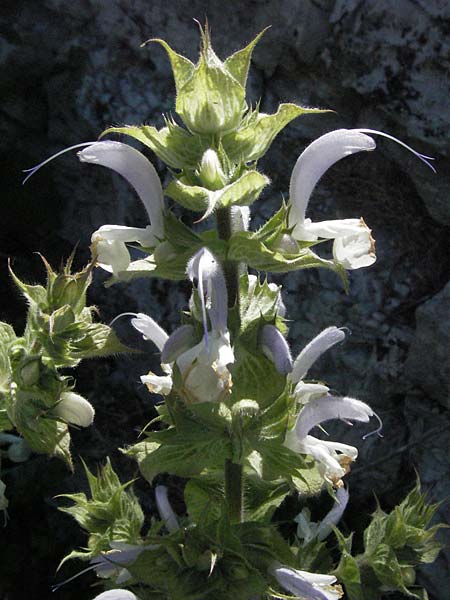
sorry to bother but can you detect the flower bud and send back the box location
[198,149,227,190]
[54,391,95,427]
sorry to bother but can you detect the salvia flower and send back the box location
[134,248,234,403]
[288,128,435,270]
[79,141,165,275]
[295,486,349,542]
[285,394,379,487]
[271,564,343,600]
[23,140,165,276]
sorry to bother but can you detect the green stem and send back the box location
[215,207,240,309]
[224,458,243,524]
[216,206,244,523]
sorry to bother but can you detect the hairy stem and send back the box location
[216,206,243,522]
[224,458,243,524]
[216,207,240,309]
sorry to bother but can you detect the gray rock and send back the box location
[405,281,450,408]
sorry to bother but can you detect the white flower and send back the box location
[271,564,343,600]
[295,486,349,542]
[332,218,375,270]
[78,141,165,275]
[285,395,378,487]
[132,248,234,404]
[22,140,165,277]
[53,391,95,427]
[288,128,435,270]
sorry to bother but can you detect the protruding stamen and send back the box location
[22,142,97,184]
[357,128,436,173]
[109,312,139,327]
[362,410,384,440]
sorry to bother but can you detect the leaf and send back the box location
[224,29,268,87]
[69,323,135,359]
[138,432,232,483]
[244,474,290,522]
[229,231,347,282]
[151,38,195,93]
[101,123,205,169]
[184,476,225,525]
[222,103,330,163]
[21,417,72,468]
[231,344,286,409]
[165,170,269,214]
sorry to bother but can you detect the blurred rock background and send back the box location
[0,1,448,599]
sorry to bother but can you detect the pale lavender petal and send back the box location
[161,324,196,363]
[130,313,169,351]
[259,324,293,374]
[272,566,339,600]
[155,485,179,532]
[290,327,346,384]
[187,247,228,335]
[295,395,374,441]
[289,129,376,227]
[316,487,349,541]
[78,141,164,240]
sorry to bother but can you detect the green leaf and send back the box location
[101,123,205,169]
[229,231,346,277]
[231,344,286,409]
[184,476,225,526]
[222,103,330,163]
[363,505,387,556]
[150,38,195,93]
[224,29,268,87]
[59,458,144,559]
[21,417,72,468]
[370,544,414,597]
[68,322,135,359]
[138,431,232,483]
[9,265,47,308]
[165,169,269,214]
[244,474,290,522]
[0,408,13,432]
